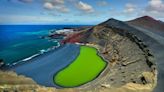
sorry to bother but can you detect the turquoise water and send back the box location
[0,25,84,64]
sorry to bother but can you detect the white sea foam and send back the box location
[10,43,62,67]
[22,54,39,62]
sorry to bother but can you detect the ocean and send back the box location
[0,25,83,65]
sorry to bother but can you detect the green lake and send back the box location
[54,45,107,87]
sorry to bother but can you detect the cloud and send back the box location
[8,0,33,3]
[97,1,109,6]
[44,0,69,13]
[54,5,70,13]
[104,3,138,20]
[45,0,65,5]
[76,1,94,13]
[18,0,33,3]
[146,0,164,12]
[44,2,54,10]
[139,0,164,18]
[124,3,136,13]
[0,15,57,24]
[111,0,164,21]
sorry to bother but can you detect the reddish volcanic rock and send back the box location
[62,32,83,43]
[49,34,66,39]
[139,16,157,21]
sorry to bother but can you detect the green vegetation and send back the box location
[54,45,107,87]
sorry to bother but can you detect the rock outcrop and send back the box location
[0,59,5,68]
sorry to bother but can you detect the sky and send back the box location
[0,0,164,25]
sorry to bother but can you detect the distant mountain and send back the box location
[127,16,164,32]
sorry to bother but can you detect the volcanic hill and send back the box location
[128,16,164,31]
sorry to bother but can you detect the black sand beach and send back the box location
[9,44,80,87]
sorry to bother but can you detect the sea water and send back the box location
[0,25,83,65]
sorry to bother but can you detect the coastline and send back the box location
[2,41,61,69]
[7,43,80,87]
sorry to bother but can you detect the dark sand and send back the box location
[9,43,80,87]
